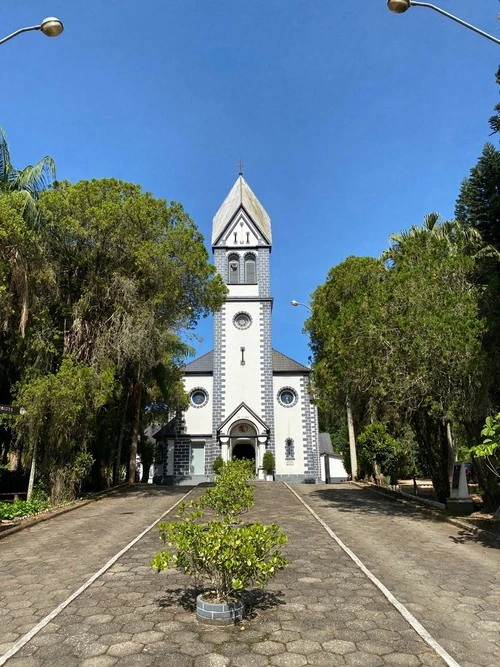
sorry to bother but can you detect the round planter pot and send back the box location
[196,593,244,625]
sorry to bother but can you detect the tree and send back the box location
[0,127,56,221]
[308,219,491,503]
[455,143,500,250]
[2,178,227,501]
[307,256,386,480]
[488,66,500,137]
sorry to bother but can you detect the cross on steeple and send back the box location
[237,160,244,176]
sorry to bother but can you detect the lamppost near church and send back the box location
[387,1,500,45]
[0,17,64,46]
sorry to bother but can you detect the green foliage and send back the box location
[199,459,255,522]
[472,414,500,459]
[0,176,227,498]
[0,498,51,520]
[151,518,287,598]
[488,66,500,137]
[7,356,116,502]
[357,423,415,486]
[262,450,275,474]
[151,457,287,600]
[212,455,224,475]
[455,144,500,250]
[0,127,56,223]
[308,217,491,502]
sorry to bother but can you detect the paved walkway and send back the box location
[0,483,498,666]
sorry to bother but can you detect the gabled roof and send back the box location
[319,432,334,456]
[216,402,270,434]
[212,176,272,246]
[184,350,213,374]
[152,417,177,440]
[272,349,310,373]
[183,349,310,375]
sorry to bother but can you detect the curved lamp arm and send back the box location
[290,300,312,313]
[388,1,500,45]
[0,17,63,46]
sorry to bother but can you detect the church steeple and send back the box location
[211,175,272,248]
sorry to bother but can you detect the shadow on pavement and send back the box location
[157,587,285,615]
[309,485,500,550]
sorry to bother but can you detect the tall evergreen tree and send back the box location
[455,143,500,249]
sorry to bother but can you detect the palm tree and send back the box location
[0,126,56,221]
[0,127,56,337]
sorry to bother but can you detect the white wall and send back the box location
[273,375,305,476]
[223,301,263,419]
[183,375,213,435]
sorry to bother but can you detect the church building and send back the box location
[153,175,322,483]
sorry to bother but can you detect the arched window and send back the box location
[244,254,256,284]
[228,254,240,284]
[285,438,295,460]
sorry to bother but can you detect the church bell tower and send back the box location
[209,174,275,475]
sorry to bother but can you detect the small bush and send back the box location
[262,450,275,474]
[212,455,224,475]
[152,456,287,602]
[0,499,51,521]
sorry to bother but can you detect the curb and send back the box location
[352,481,500,543]
[0,483,129,541]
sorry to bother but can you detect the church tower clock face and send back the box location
[233,312,252,330]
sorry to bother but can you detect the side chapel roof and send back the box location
[184,349,310,374]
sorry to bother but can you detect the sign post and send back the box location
[0,404,25,415]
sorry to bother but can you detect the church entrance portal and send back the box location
[232,443,256,462]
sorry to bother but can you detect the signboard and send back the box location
[0,404,25,415]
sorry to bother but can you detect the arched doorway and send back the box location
[232,443,255,462]
[229,422,257,471]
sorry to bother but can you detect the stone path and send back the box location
[0,486,189,661]
[293,484,500,667]
[0,482,498,666]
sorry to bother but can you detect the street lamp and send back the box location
[0,17,64,46]
[290,300,312,313]
[387,1,500,45]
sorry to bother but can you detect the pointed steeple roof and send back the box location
[212,175,272,246]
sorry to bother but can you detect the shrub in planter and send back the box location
[151,458,287,623]
[262,451,275,480]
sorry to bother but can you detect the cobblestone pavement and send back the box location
[1,482,482,667]
[0,486,190,660]
[294,484,500,667]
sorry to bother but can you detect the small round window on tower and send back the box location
[233,312,252,330]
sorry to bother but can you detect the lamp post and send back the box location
[290,300,311,313]
[0,17,64,46]
[387,1,500,45]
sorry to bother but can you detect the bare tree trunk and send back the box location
[113,389,130,486]
[346,394,358,480]
[7,448,20,471]
[26,441,37,501]
[127,382,141,485]
[446,420,457,482]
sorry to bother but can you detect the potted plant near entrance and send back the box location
[151,460,287,624]
[262,450,275,482]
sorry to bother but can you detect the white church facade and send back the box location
[153,175,323,483]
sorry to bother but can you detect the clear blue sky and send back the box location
[2,1,499,364]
